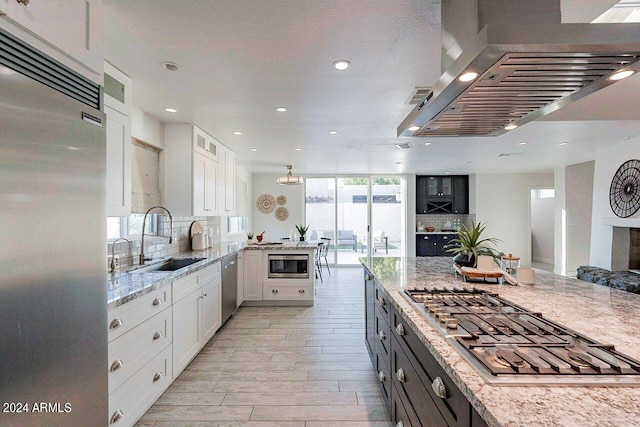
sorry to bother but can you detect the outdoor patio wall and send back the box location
[252,173,304,242]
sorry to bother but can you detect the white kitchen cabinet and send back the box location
[218,145,236,215]
[193,125,218,160]
[172,261,222,377]
[172,287,201,377]
[104,62,132,117]
[164,124,221,217]
[193,152,218,217]
[242,251,263,301]
[105,105,132,217]
[0,0,103,79]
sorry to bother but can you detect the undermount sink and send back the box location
[133,257,206,273]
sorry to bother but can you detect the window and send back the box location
[107,214,158,240]
[227,216,247,234]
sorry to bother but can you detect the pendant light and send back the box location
[277,165,303,185]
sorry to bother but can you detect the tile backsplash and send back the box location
[416,214,475,231]
[108,216,221,271]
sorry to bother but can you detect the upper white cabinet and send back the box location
[218,144,235,215]
[105,105,131,217]
[105,62,132,217]
[0,0,103,80]
[164,124,235,217]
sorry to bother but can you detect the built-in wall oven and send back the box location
[268,254,309,279]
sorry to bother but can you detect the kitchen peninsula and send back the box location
[363,257,640,427]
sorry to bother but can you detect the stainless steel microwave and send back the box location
[268,254,309,279]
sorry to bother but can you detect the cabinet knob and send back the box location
[396,422,404,427]
[152,297,163,307]
[432,376,447,399]
[109,409,123,424]
[153,331,163,340]
[298,289,305,294]
[378,371,386,382]
[378,330,386,341]
[365,274,373,280]
[424,236,428,240]
[153,371,164,382]
[395,323,405,336]
[109,359,124,372]
[396,368,406,383]
[109,317,123,330]
[377,296,386,306]
[272,289,279,294]
[16,0,30,7]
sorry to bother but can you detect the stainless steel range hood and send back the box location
[398,0,640,137]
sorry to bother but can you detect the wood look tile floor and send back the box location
[137,267,391,427]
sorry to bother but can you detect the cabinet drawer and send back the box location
[201,261,221,283]
[108,286,171,342]
[392,382,420,427]
[391,308,468,426]
[263,284,313,301]
[108,308,172,394]
[374,345,391,405]
[375,304,391,356]
[392,336,448,427]
[172,271,201,303]
[108,345,172,427]
[375,285,390,320]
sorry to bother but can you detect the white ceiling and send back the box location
[103,0,640,175]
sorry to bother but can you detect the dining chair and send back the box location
[320,237,331,276]
[315,242,324,283]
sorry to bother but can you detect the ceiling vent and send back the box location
[405,87,433,105]
[398,0,640,137]
[395,142,413,150]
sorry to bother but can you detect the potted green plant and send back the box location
[445,221,501,267]
[246,232,254,243]
[296,224,310,241]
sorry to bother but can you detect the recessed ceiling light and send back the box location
[295,148,302,151]
[233,131,243,135]
[608,69,635,81]
[504,123,518,130]
[408,125,420,132]
[333,60,350,71]
[165,107,177,113]
[328,130,338,135]
[250,148,258,152]
[161,61,180,71]
[424,142,432,146]
[518,141,527,145]
[458,72,478,82]
[275,106,287,112]
[560,142,568,146]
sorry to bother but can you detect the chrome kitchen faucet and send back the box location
[139,206,174,265]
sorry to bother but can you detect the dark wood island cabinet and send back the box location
[364,271,487,427]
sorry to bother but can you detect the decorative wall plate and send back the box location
[277,195,287,205]
[256,193,276,214]
[609,159,640,218]
[275,206,289,221]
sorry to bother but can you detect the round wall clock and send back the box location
[256,193,276,214]
[275,207,289,221]
[609,159,640,218]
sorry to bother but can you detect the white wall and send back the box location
[222,165,253,244]
[590,136,640,269]
[131,106,164,149]
[531,190,555,265]
[475,173,554,267]
[565,161,595,274]
[252,174,304,242]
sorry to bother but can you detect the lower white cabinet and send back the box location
[172,261,222,378]
[242,250,263,301]
[108,346,172,426]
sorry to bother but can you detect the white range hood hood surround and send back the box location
[398,0,640,137]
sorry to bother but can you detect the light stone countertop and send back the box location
[107,242,245,310]
[244,242,318,250]
[363,256,640,427]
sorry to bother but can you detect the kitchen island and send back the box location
[363,256,640,427]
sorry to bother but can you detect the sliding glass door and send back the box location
[305,176,405,267]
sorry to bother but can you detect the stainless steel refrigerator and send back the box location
[0,28,107,426]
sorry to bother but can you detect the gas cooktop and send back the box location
[403,287,640,386]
